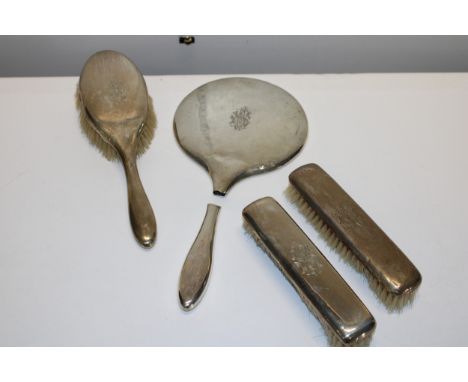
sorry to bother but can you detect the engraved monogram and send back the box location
[290,243,323,277]
[110,80,127,103]
[229,106,251,130]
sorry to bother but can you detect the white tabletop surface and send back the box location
[0,73,467,346]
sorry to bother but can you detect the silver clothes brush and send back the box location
[287,163,422,311]
[243,196,376,346]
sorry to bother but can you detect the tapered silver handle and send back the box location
[121,150,156,248]
[179,204,220,311]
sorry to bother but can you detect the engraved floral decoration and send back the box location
[229,106,251,130]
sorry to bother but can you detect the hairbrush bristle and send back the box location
[243,220,371,347]
[285,185,415,313]
[75,85,156,161]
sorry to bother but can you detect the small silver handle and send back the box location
[178,204,220,311]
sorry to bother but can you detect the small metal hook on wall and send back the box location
[179,36,196,45]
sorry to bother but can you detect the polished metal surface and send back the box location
[78,50,156,247]
[289,163,422,296]
[179,204,220,311]
[174,77,308,195]
[243,197,375,346]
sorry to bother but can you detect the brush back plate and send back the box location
[79,50,148,125]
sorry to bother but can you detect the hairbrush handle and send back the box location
[121,153,156,248]
[179,204,220,311]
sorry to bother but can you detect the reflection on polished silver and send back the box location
[287,164,422,310]
[179,204,220,311]
[174,77,308,195]
[243,197,375,346]
[77,50,157,248]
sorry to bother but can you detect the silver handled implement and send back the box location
[77,50,157,247]
[179,204,220,311]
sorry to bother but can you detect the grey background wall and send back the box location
[1,35,468,76]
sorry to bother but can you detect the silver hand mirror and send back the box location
[175,77,308,311]
[174,77,308,195]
